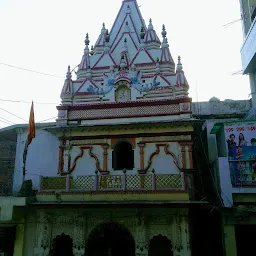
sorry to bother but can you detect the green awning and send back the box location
[210,123,224,134]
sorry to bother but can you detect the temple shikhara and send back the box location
[0,1,203,255]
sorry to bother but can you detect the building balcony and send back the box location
[36,172,189,204]
[229,160,256,187]
[241,17,256,73]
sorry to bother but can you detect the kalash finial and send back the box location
[148,18,153,30]
[90,45,94,55]
[105,29,110,43]
[66,65,72,80]
[126,5,131,14]
[140,26,145,40]
[85,33,90,46]
[177,56,183,72]
[101,22,106,34]
[161,24,167,38]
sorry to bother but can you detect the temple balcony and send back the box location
[36,171,190,203]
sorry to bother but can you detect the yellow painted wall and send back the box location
[13,219,25,256]
[224,224,237,256]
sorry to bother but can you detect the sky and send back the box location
[0,0,250,128]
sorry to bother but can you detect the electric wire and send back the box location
[0,98,58,105]
[0,107,27,122]
[0,62,65,79]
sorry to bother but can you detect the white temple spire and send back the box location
[66,65,72,80]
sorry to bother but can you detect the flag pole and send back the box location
[22,101,35,183]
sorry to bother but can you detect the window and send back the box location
[112,141,134,170]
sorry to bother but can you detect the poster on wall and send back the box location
[224,122,256,158]
[224,122,256,186]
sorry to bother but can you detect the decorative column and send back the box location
[180,143,187,169]
[187,143,193,169]
[173,214,182,254]
[58,140,66,174]
[138,142,145,171]
[180,215,191,256]
[101,144,109,172]
[135,214,148,256]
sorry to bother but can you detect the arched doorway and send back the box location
[49,233,74,256]
[85,222,135,256]
[148,235,173,256]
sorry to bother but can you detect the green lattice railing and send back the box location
[40,174,183,191]
[41,177,66,190]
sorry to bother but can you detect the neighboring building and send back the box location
[191,95,255,256]
[0,135,16,196]
[1,1,208,255]
[240,0,256,108]
[0,126,28,255]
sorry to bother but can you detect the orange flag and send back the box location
[27,101,35,146]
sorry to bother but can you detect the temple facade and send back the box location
[1,1,204,255]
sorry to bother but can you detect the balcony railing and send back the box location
[229,160,256,187]
[39,171,184,192]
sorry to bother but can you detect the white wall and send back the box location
[13,128,60,193]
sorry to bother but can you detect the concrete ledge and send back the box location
[36,191,189,203]
[0,197,27,221]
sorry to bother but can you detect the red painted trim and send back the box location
[110,14,128,49]
[144,144,181,172]
[112,32,138,53]
[70,146,103,173]
[92,53,105,68]
[127,14,141,43]
[130,47,155,65]
[75,78,99,94]
[159,75,171,85]
[57,98,191,110]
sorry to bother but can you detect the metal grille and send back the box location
[71,176,94,190]
[98,175,122,190]
[41,177,66,190]
[126,175,152,190]
[155,174,182,189]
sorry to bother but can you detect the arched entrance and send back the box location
[85,222,135,256]
[148,235,173,256]
[49,233,74,256]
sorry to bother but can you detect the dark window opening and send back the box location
[113,141,134,170]
[235,225,256,256]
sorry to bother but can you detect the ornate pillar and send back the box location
[34,210,52,255]
[138,142,145,171]
[101,144,109,172]
[187,143,193,169]
[173,214,182,255]
[135,215,148,256]
[180,143,187,169]
[58,140,66,174]
[181,215,191,256]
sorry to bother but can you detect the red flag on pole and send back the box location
[27,101,35,146]
[22,101,36,180]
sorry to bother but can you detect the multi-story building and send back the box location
[240,0,256,108]
[192,95,255,256]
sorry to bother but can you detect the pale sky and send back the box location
[0,0,250,128]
